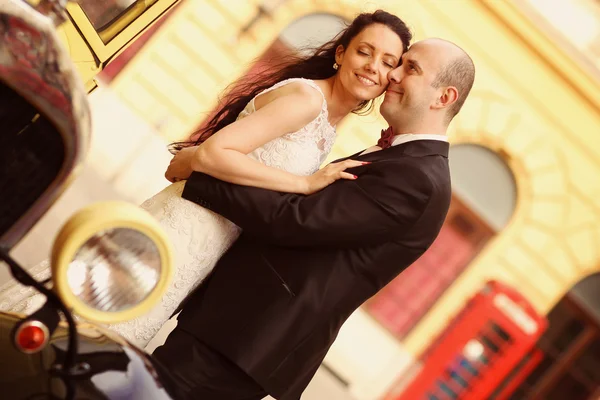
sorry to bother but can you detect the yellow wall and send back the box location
[109,0,384,142]
[400,0,600,357]
[107,0,600,393]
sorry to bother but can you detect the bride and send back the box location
[0,10,410,348]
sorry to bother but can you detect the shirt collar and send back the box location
[391,133,448,146]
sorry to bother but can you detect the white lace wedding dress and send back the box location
[0,78,336,348]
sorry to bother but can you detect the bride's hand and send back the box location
[165,146,197,183]
[302,160,369,195]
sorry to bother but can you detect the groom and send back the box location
[155,38,475,400]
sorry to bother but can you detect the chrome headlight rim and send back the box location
[51,201,173,324]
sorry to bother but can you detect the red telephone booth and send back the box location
[386,280,548,400]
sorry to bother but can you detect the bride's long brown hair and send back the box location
[169,10,411,152]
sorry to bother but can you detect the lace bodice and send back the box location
[242,78,336,175]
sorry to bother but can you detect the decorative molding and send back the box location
[480,0,600,113]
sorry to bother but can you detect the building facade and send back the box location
[50,0,600,398]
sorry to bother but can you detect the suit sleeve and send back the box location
[183,164,433,247]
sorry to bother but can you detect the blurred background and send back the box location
[4,0,600,399]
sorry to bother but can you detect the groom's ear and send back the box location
[335,45,345,65]
[432,86,459,110]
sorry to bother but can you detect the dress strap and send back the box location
[251,78,328,113]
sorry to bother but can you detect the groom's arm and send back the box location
[183,163,433,247]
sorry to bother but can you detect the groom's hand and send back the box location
[165,146,197,182]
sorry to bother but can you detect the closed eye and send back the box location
[383,58,397,68]
[404,59,422,73]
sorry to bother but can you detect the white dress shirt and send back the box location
[361,133,448,155]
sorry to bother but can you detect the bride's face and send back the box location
[335,23,404,102]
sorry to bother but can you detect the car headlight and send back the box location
[51,201,173,324]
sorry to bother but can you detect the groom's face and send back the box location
[380,41,445,126]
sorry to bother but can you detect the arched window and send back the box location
[279,13,347,52]
[227,13,346,87]
[187,12,346,138]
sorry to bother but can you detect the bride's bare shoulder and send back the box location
[254,80,323,112]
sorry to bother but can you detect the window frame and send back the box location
[66,0,178,63]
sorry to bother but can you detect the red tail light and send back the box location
[14,320,50,354]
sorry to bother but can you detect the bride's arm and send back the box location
[186,83,323,194]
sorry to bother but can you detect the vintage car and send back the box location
[0,0,184,398]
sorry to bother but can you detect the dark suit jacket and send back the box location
[177,139,451,399]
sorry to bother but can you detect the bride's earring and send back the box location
[333,62,339,70]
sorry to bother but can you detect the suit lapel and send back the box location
[331,149,366,164]
[332,140,449,175]
[348,140,449,161]
[394,139,449,158]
